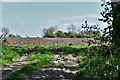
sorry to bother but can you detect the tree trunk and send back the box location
[111,1,120,79]
[111,2,120,46]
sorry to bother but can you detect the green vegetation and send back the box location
[2,44,119,79]
[1,45,23,66]
[77,45,119,79]
[42,21,102,38]
[2,44,88,79]
[6,52,53,80]
[78,56,118,79]
[1,1,120,80]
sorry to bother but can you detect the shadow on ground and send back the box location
[25,65,79,80]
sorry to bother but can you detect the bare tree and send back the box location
[77,27,82,34]
[42,26,59,37]
[67,24,77,33]
[1,27,9,38]
[1,27,9,45]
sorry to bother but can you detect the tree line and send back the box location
[1,21,102,39]
[42,21,102,39]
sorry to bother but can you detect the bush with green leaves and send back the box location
[76,44,120,80]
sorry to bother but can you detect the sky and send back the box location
[1,0,104,2]
[1,0,110,37]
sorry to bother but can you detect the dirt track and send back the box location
[25,54,79,79]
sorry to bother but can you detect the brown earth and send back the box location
[6,37,95,46]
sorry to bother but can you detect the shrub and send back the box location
[77,53,119,80]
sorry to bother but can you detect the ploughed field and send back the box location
[6,37,95,46]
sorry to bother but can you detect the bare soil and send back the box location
[6,37,94,46]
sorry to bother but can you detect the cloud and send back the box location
[46,14,107,31]
[19,22,41,25]
[48,14,101,25]
[64,23,80,27]
[1,0,30,2]
[1,0,101,2]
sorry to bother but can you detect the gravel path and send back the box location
[25,54,80,80]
